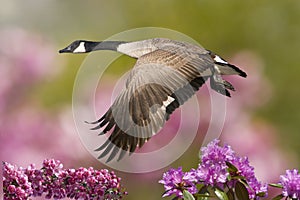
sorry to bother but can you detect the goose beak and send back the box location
[58,46,72,53]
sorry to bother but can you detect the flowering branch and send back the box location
[2,159,127,200]
[159,139,299,200]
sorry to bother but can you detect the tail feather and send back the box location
[208,51,247,78]
[216,62,247,78]
[209,72,236,97]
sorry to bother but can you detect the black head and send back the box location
[59,40,98,54]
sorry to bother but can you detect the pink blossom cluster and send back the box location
[3,159,127,200]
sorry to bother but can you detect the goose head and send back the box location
[59,40,99,54]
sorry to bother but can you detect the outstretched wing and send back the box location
[91,49,214,162]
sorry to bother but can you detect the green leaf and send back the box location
[239,178,248,184]
[227,188,235,200]
[183,190,195,200]
[214,188,229,200]
[194,185,210,200]
[269,183,283,188]
[193,194,211,197]
[235,181,250,200]
[256,192,266,197]
[226,161,238,173]
[198,185,209,194]
[193,193,211,200]
[230,176,246,181]
[271,194,284,200]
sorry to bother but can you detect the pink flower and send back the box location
[3,159,127,200]
[0,28,59,114]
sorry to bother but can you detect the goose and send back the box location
[59,38,247,162]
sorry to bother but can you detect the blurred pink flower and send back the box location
[0,28,58,80]
[226,51,272,108]
[0,105,90,167]
[220,51,295,184]
[0,28,60,115]
[0,28,90,169]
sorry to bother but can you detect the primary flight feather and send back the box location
[59,38,247,162]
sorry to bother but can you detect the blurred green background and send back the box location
[1,0,299,199]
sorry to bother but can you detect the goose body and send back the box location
[59,38,247,162]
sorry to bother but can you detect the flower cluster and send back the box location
[195,139,235,186]
[3,162,33,199]
[159,167,197,198]
[279,169,300,199]
[3,159,127,200]
[160,139,268,200]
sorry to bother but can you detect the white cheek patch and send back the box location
[162,96,175,107]
[214,55,228,64]
[73,42,86,53]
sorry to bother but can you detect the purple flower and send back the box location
[197,139,267,199]
[159,167,197,198]
[197,139,235,186]
[279,169,300,199]
[161,139,268,199]
[3,159,127,199]
[231,156,268,199]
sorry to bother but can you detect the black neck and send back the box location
[85,41,127,52]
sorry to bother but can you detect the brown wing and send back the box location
[91,49,214,162]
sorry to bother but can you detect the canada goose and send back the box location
[59,38,247,162]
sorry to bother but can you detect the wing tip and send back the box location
[226,63,247,78]
[85,119,101,124]
[95,139,110,151]
[239,70,247,78]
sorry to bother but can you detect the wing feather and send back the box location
[92,49,214,161]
